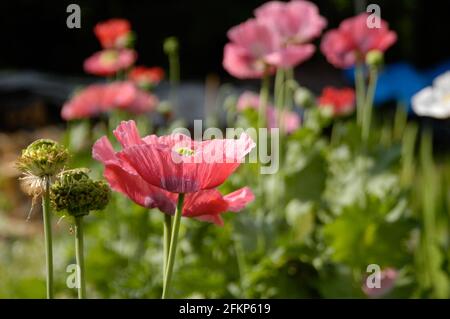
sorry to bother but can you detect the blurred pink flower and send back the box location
[362,268,398,298]
[223,19,314,79]
[94,19,132,49]
[236,91,262,112]
[129,66,165,88]
[321,13,397,69]
[255,0,327,44]
[84,49,137,76]
[237,91,301,134]
[61,82,157,120]
[92,121,255,225]
[125,89,159,114]
[318,86,356,116]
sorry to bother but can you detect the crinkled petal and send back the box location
[113,120,144,148]
[119,133,255,193]
[265,44,315,68]
[222,187,255,212]
[104,164,176,213]
[223,43,267,79]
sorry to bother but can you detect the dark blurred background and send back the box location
[0,0,450,132]
[0,0,449,80]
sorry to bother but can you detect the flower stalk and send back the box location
[164,36,180,108]
[274,68,285,131]
[162,193,185,299]
[362,67,378,143]
[16,139,69,299]
[42,176,54,299]
[163,213,172,277]
[354,62,366,126]
[74,216,86,299]
[258,70,271,129]
[50,168,110,299]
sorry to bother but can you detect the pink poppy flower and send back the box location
[129,66,165,88]
[223,19,314,79]
[62,82,134,120]
[362,268,398,298]
[92,122,255,225]
[94,19,132,49]
[236,91,262,112]
[318,86,356,116]
[84,49,137,76]
[109,120,255,193]
[237,91,301,134]
[321,13,397,69]
[255,0,327,44]
[125,89,159,114]
[61,82,157,120]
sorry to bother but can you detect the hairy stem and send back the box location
[162,193,185,299]
[75,216,86,299]
[42,176,54,299]
[163,213,172,278]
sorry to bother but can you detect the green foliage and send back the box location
[1,87,449,300]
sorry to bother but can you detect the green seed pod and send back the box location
[50,169,110,218]
[163,36,179,55]
[365,50,384,69]
[294,86,315,109]
[17,139,69,177]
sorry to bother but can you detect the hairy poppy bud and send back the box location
[50,168,110,218]
[17,139,69,177]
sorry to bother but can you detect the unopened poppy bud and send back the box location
[163,37,179,55]
[294,87,315,108]
[50,168,110,218]
[366,50,384,69]
[16,139,69,177]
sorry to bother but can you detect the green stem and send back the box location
[169,53,180,86]
[162,193,185,299]
[258,71,271,129]
[169,51,180,108]
[355,63,366,126]
[362,68,378,143]
[393,102,408,141]
[284,68,294,112]
[274,69,285,109]
[42,176,54,299]
[274,69,285,132]
[419,128,436,295]
[163,214,172,278]
[330,121,340,147]
[233,237,247,298]
[280,68,295,135]
[74,216,86,299]
[400,123,418,186]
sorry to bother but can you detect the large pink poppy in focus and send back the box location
[111,121,255,193]
[92,121,255,225]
